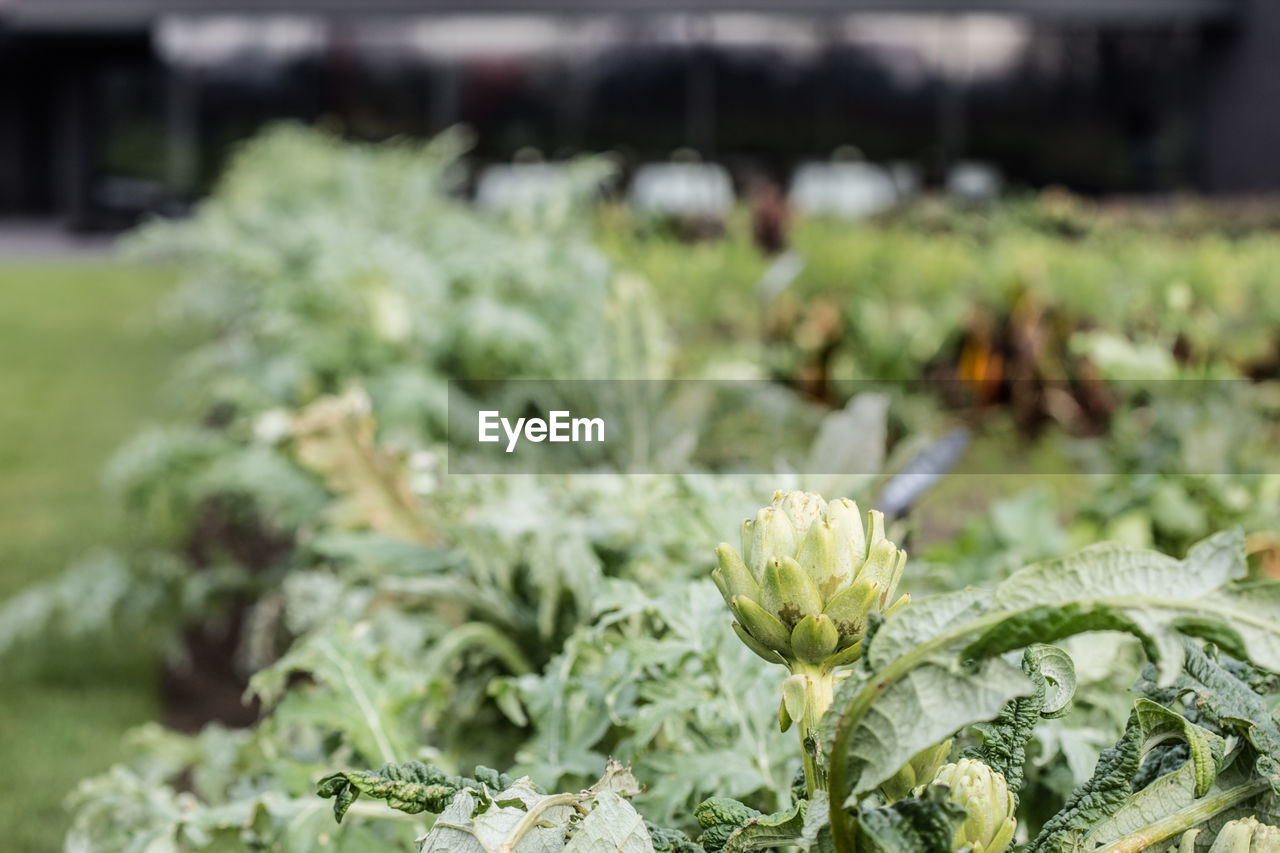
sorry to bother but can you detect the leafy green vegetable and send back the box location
[317,762,518,822]
[855,787,968,853]
[962,643,1077,797]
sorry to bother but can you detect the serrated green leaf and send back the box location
[249,630,415,766]
[316,761,519,822]
[870,532,1266,695]
[645,821,706,853]
[1133,698,1224,798]
[962,644,1076,798]
[721,799,807,852]
[1174,640,1280,796]
[1081,759,1228,851]
[696,798,763,853]
[1029,710,1147,853]
[979,532,1249,683]
[855,788,968,853]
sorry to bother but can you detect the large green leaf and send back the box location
[855,787,967,853]
[1164,640,1280,796]
[414,764,652,853]
[1028,710,1147,853]
[248,629,417,766]
[563,792,654,853]
[832,656,1034,799]
[874,532,1252,686]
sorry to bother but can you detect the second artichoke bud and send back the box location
[1196,817,1280,853]
[920,759,1017,853]
[713,490,909,672]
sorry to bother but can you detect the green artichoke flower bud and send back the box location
[717,490,909,672]
[920,759,1017,853]
[1204,817,1280,853]
[879,739,953,803]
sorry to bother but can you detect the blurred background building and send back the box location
[0,0,1275,229]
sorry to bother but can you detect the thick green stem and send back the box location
[796,667,836,796]
[1091,779,1268,853]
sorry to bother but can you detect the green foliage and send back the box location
[694,797,762,851]
[318,761,519,821]
[821,527,1280,852]
[855,787,968,853]
[16,125,1280,853]
[962,643,1077,797]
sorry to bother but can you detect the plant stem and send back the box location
[1090,779,1268,853]
[797,667,836,796]
[498,792,588,853]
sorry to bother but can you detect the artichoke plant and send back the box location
[712,490,910,794]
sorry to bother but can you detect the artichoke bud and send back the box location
[791,613,840,664]
[731,596,793,657]
[1207,817,1280,853]
[880,739,954,803]
[718,491,910,671]
[762,556,824,630]
[714,543,761,605]
[922,759,1017,853]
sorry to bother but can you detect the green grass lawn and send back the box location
[0,261,181,851]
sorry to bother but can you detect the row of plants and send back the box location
[602,190,1280,557]
[2,125,1278,851]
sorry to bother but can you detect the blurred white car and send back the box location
[789,161,901,219]
[628,162,734,220]
[474,163,572,213]
[946,161,1003,203]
